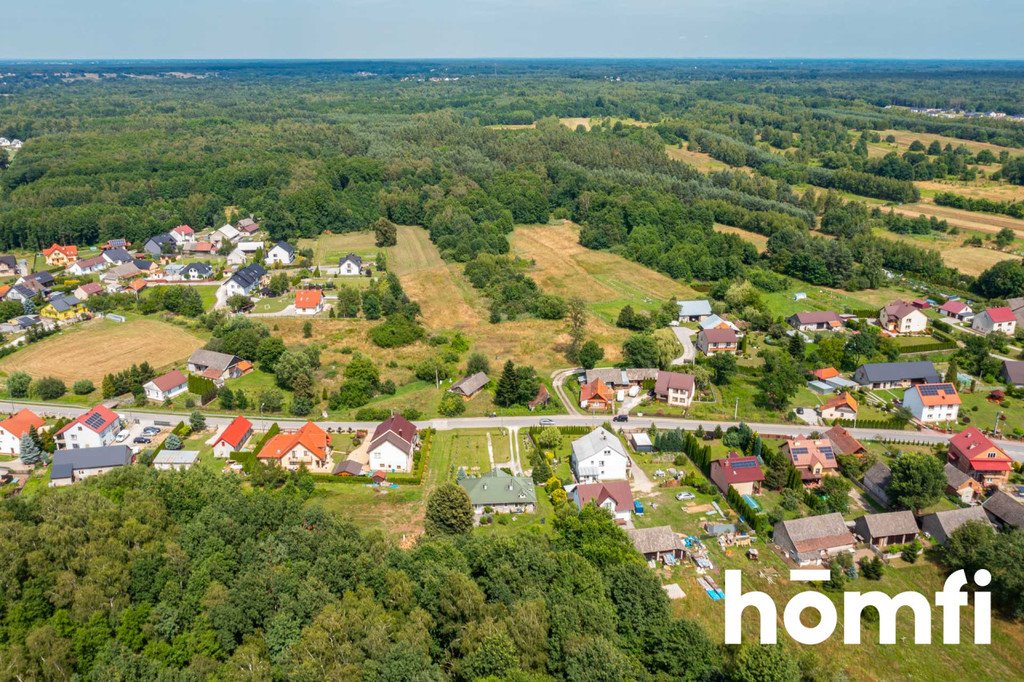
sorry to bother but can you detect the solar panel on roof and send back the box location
[791,448,809,455]
[84,413,107,429]
[732,460,757,469]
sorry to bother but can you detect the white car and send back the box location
[114,429,131,443]
[675,492,696,501]
[539,418,555,426]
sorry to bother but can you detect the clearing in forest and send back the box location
[894,202,1024,237]
[666,145,752,174]
[714,223,769,251]
[0,317,205,383]
[866,129,1017,158]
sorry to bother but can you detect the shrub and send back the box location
[32,377,67,400]
[72,379,96,395]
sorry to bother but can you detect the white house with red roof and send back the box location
[56,405,122,449]
[212,416,254,458]
[294,289,324,315]
[571,480,634,523]
[0,409,44,455]
[169,224,196,245]
[368,415,419,473]
[143,370,189,402]
[258,422,333,472]
[972,307,1017,336]
[948,427,1012,489]
[903,382,961,423]
[937,299,974,322]
[879,300,928,334]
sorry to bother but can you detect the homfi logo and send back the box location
[724,568,991,645]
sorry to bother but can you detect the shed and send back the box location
[854,511,918,548]
[920,506,992,544]
[626,526,684,563]
[630,432,653,452]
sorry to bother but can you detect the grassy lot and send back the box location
[960,388,1024,437]
[713,223,769,251]
[0,316,206,384]
[892,201,1024,238]
[192,285,220,311]
[665,144,751,173]
[298,231,379,265]
[759,282,919,319]
[248,295,293,314]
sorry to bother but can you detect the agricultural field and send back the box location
[665,144,748,173]
[894,202,1024,237]
[0,316,206,383]
[298,230,379,265]
[867,129,1016,158]
[713,223,769,251]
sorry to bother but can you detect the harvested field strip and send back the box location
[893,203,1024,236]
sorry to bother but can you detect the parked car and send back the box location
[539,418,555,426]
[612,414,628,422]
[115,430,130,443]
[675,492,696,501]
[142,426,161,436]
[133,436,151,444]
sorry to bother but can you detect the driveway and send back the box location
[670,326,696,365]
[630,456,655,493]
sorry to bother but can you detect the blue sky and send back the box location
[8,0,1024,59]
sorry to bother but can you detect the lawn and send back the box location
[0,316,206,384]
[760,282,919,319]
[249,295,293,314]
[298,231,379,265]
[192,285,220,311]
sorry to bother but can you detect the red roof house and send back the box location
[710,452,765,496]
[294,289,324,313]
[213,416,253,458]
[572,480,634,522]
[258,422,332,471]
[580,378,614,410]
[948,427,1012,488]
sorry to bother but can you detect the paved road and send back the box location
[9,399,1024,460]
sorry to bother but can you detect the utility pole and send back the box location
[734,397,739,420]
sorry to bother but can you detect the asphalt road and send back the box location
[9,399,1024,461]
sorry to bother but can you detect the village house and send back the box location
[226,241,264,265]
[212,415,253,458]
[819,392,858,421]
[781,437,839,484]
[709,452,764,496]
[0,409,44,455]
[654,370,696,407]
[571,480,633,523]
[143,370,189,402]
[49,445,133,486]
[696,328,738,355]
[143,233,176,258]
[570,427,630,483]
[853,361,940,389]
[67,255,108,276]
[983,490,1024,531]
[0,255,18,277]
[187,349,243,382]
[184,241,215,255]
[101,263,144,290]
[368,414,418,473]
[236,217,260,234]
[972,307,1017,336]
[676,299,713,323]
[212,224,241,246]
[937,299,974,323]
[294,289,325,315]
[169,224,196,246]
[219,263,268,299]
[101,239,130,251]
[626,526,684,564]
[773,513,856,566]
[854,511,919,549]
[459,469,537,515]
[40,294,85,321]
[102,247,133,265]
[861,461,893,507]
[338,253,363,276]
[56,406,122,449]
[1001,360,1024,388]
[42,244,78,267]
[879,300,928,334]
[948,426,1012,489]
[787,311,843,332]
[265,242,296,266]
[630,432,653,452]
[921,506,992,545]
[945,463,983,504]
[824,424,865,456]
[449,372,489,399]
[1009,297,1024,329]
[580,378,614,411]
[258,422,333,472]
[903,382,961,423]
[582,367,659,391]
[698,314,741,333]
[73,282,104,300]
[181,262,214,280]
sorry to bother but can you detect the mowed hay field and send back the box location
[0,317,205,383]
[714,223,769,251]
[894,202,1024,237]
[666,145,751,174]
[298,230,378,265]
[865,128,1016,158]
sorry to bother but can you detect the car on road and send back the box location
[133,436,152,444]
[675,492,696,501]
[539,418,555,426]
[612,415,628,422]
[114,430,130,443]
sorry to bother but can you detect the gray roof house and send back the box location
[449,372,489,398]
[570,427,630,483]
[853,511,919,548]
[187,349,241,381]
[49,445,133,486]
[861,461,893,508]
[223,263,267,296]
[853,361,941,389]
[983,490,1024,530]
[338,253,363,275]
[143,233,176,257]
[773,513,855,566]
[183,262,214,280]
[676,299,713,321]
[1001,360,1024,388]
[152,450,200,470]
[920,506,992,544]
[459,469,537,514]
[102,248,134,265]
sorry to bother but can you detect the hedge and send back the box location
[837,417,906,430]
[897,340,957,355]
[250,423,281,459]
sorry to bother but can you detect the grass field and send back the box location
[868,129,1015,158]
[248,295,293,314]
[666,144,752,173]
[0,316,205,383]
[894,202,1024,237]
[916,178,1024,204]
[298,231,379,265]
[713,223,769,251]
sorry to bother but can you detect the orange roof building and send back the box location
[811,367,840,381]
[0,408,45,455]
[43,243,78,266]
[820,392,858,420]
[781,438,839,484]
[948,427,1011,488]
[905,382,961,423]
[258,422,333,471]
[294,289,324,313]
[212,415,253,457]
[580,378,614,410]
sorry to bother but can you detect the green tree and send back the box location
[19,432,44,465]
[707,352,737,385]
[164,434,183,450]
[7,371,30,398]
[536,427,563,450]
[189,410,206,431]
[577,339,605,370]
[622,333,659,368]
[459,633,519,681]
[732,644,800,682]
[424,482,474,536]
[259,388,284,413]
[995,227,1016,249]
[438,392,466,417]
[755,351,802,410]
[888,452,945,511]
[72,379,95,395]
[32,377,66,400]
[465,352,490,376]
[374,217,398,247]
[565,296,587,364]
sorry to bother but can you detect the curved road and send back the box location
[8,398,1024,461]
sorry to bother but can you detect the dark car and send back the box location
[133,436,152,444]
[612,415,629,423]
